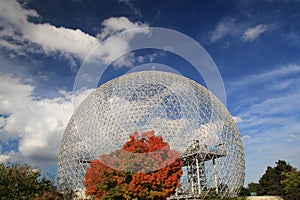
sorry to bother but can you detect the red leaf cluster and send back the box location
[84,130,182,200]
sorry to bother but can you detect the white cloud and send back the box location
[22,23,99,60]
[113,52,135,68]
[0,0,38,26]
[0,39,21,51]
[231,65,300,125]
[119,0,142,17]
[265,78,299,91]
[0,74,92,167]
[249,91,300,116]
[242,24,268,41]
[22,16,148,64]
[93,17,149,68]
[97,17,147,40]
[233,116,243,123]
[241,135,252,144]
[0,0,149,68]
[0,0,98,60]
[210,20,269,44]
[0,154,10,163]
[210,18,241,42]
[229,63,300,183]
[0,74,34,115]
[229,64,300,90]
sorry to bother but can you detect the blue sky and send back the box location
[0,0,300,185]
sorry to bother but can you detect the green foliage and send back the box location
[223,197,247,200]
[247,182,260,193]
[246,160,300,199]
[0,162,62,200]
[239,187,250,196]
[205,196,247,200]
[258,160,293,195]
[281,169,300,200]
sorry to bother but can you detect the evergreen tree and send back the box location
[239,187,251,196]
[258,160,292,195]
[281,169,300,200]
[247,182,260,194]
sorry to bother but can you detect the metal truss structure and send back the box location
[58,71,245,199]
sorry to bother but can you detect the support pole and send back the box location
[213,158,218,194]
[190,165,194,194]
[195,156,201,195]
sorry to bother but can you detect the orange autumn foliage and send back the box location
[84,130,182,200]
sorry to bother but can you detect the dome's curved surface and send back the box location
[58,71,245,198]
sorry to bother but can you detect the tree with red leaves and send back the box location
[84,130,182,200]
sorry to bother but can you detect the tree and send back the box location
[281,168,300,200]
[0,162,62,200]
[258,160,293,195]
[247,182,260,194]
[84,130,183,200]
[239,187,251,196]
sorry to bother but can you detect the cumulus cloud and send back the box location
[96,16,148,40]
[0,39,21,51]
[22,23,99,60]
[0,0,38,26]
[242,24,268,41]
[0,1,150,167]
[93,17,149,67]
[0,0,149,68]
[0,74,92,167]
[0,0,98,59]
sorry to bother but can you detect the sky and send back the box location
[0,0,300,186]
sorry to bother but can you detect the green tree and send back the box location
[0,162,62,200]
[239,187,251,196]
[281,168,300,200]
[247,182,260,194]
[258,160,293,195]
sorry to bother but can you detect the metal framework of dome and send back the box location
[58,71,245,199]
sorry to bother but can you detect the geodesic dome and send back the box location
[58,71,245,198]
